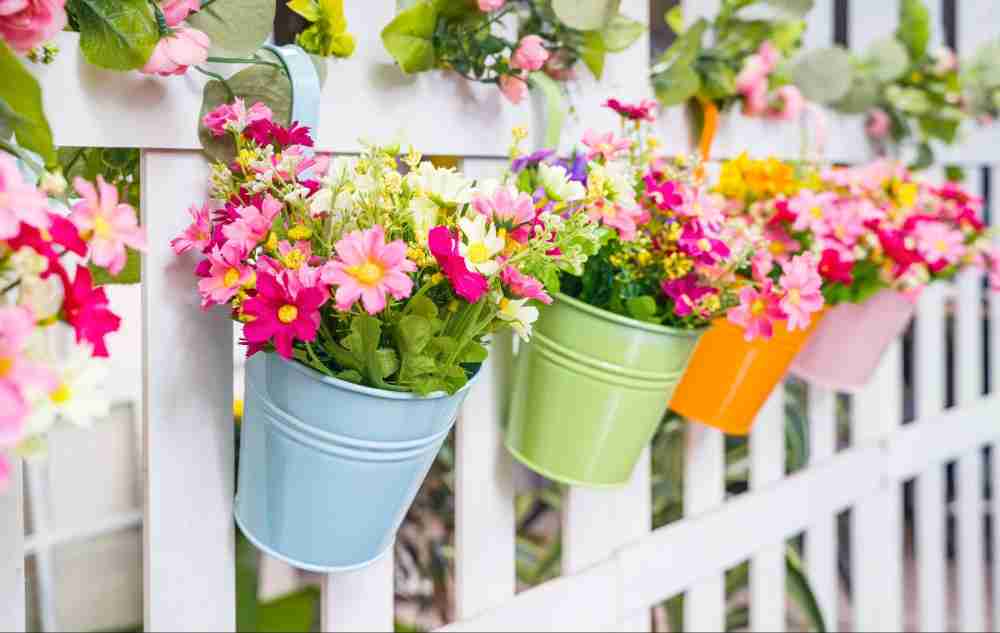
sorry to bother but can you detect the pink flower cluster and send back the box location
[0,0,66,53]
[499,34,550,105]
[735,41,805,121]
[141,0,209,76]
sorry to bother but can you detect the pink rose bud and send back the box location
[0,0,67,53]
[757,41,779,74]
[768,85,805,121]
[866,108,891,140]
[499,73,527,105]
[510,34,549,72]
[140,27,210,76]
[477,0,504,10]
[741,82,769,117]
[160,0,200,27]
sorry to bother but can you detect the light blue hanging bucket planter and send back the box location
[232,44,479,571]
[235,353,478,571]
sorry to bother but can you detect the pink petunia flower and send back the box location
[587,200,645,242]
[778,253,824,331]
[70,176,146,275]
[0,153,49,239]
[321,225,416,315]
[581,129,631,162]
[499,74,528,105]
[788,190,836,234]
[0,0,66,53]
[170,203,213,254]
[501,266,552,304]
[511,34,549,72]
[643,174,684,210]
[221,194,282,252]
[202,98,273,137]
[662,274,716,318]
[140,27,210,76]
[913,221,965,272]
[472,185,535,228]
[478,0,504,10]
[160,0,200,27]
[728,281,785,341]
[242,272,324,359]
[428,226,489,303]
[678,221,731,265]
[197,242,253,308]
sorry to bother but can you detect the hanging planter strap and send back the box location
[528,72,568,150]
[262,44,322,134]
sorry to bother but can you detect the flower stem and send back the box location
[0,139,45,177]
[193,66,235,100]
[206,56,283,70]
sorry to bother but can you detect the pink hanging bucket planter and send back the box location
[790,289,915,392]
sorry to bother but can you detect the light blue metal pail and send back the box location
[235,353,477,572]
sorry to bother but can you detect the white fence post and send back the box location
[321,554,395,632]
[806,385,839,631]
[683,421,726,632]
[142,149,235,632]
[750,389,786,633]
[0,460,25,632]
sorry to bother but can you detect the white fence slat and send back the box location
[23,461,56,633]
[806,385,839,631]
[750,389,786,633]
[142,150,235,632]
[914,282,948,633]
[683,422,725,632]
[852,341,904,632]
[992,166,1000,626]
[0,460,25,632]
[321,553,394,632]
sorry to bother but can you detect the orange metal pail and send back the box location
[669,313,825,436]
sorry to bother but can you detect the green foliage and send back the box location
[550,0,620,31]
[0,42,56,168]
[187,0,277,57]
[527,72,567,149]
[287,0,356,58]
[864,38,910,83]
[68,0,159,70]
[199,64,293,162]
[790,47,854,104]
[896,0,931,62]
[381,0,439,73]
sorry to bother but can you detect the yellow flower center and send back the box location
[283,249,305,270]
[935,239,949,254]
[277,305,298,324]
[810,206,823,219]
[223,267,241,288]
[348,261,384,285]
[769,241,785,255]
[787,288,801,305]
[93,215,113,239]
[466,243,490,264]
[50,383,72,404]
[288,225,313,240]
[599,142,613,155]
[0,356,12,378]
[751,299,766,316]
[697,238,712,252]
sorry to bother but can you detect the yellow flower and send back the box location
[661,252,693,279]
[265,231,279,252]
[288,224,313,241]
[891,179,918,209]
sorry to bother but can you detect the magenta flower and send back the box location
[643,174,684,210]
[662,274,716,318]
[472,185,535,228]
[728,282,785,341]
[0,153,49,239]
[581,129,631,162]
[428,226,489,303]
[70,176,146,275]
[321,225,416,315]
[61,267,121,357]
[170,203,213,254]
[778,253,824,331]
[242,272,324,359]
[604,98,658,122]
[511,34,550,72]
[222,194,282,252]
[788,190,836,234]
[913,221,965,271]
[0,0,66,53]
[678,221,731,265]
[501,266,552,304]
[140,27,209,76]
[197,242,253,308]
[202,98,273,137]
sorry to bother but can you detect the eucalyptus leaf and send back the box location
[0,43,55,167]
[199,64,292,162]
[886,85,931,114]
[832,75,881,113]
[551,0,620,31]
[600,14,644,52]
[864,38,909,83]
[790,47,854,104]
[70,0,159,70]
[896,0,930,61]
[762,0,814,18]
[187,0,276,57]
[381,1,439,73]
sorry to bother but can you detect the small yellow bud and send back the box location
[288,224,313,240]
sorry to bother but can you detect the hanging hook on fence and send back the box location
[262,44,322,139]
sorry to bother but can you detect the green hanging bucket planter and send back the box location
[505,294,705,487]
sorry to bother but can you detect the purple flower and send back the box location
[511,149,555,172]
[557,153,589,184]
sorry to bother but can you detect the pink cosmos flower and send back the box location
[197,242,253,308]
[866,108,891,140]
[662,274,716,318]
[913,221,965,271]
[170,203,213,254]
[160,0,199,27]
[767,85,804,121]
[604,98,658,122]
[0,153,49,239]
[242,272,324,359]
[322,225,416,315]
[222,194,282,252]
[763,225,800,264]
[71,176,146,275]
[778,253,824,331]
[61,267,121,357]
[678,221,731,265]
[277,240,313,272]
[822,201,866,248]
[679,187,725,226]
[0,0,66,53]
[511,34,550,72]
[0,305,55,444]
[735,42,778,107]
[788,190,836,234]
[472,185,535,228]
[428,226,489,303]
[499,74,528,105]
[643,174,684,210]
[501,266,552,304]
[141,27,210,76]
[587,200,645,242]
[581,129,631,162]
[752,250,774,279]
[728,282,785,341]
[478,0,504,10]
[202,98,273,137]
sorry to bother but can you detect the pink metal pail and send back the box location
[790,290,915,392]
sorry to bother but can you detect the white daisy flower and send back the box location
[498,297,540,340]
[538,163,586,202]
[26,342,110,436]
[405,162,474,207]
[458,215,504,275]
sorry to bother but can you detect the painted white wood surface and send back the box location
[0,461,25,632]
[321,553,395,632]
[806,385,839,631]
[142,150,235,632]
[682,422,725,633]
[750,390,786,633]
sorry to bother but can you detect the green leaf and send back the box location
[198,64,292,162]
[786,546,828,632]
[187,0,277,57]
[865,37,910,82]
[407,295,439,319]
[551,0,620,31]
[790,47,854,104]
[665,5,684,35]
[908,141,934,171]
[70,0,159,71]
[287,0,319,21]
[601,14,644,52]
[761,0,814,19]
[381,1,439,74]
[397,314,433,354]
[400,354,437,381]
[336,369,363,383]
[350,314,390,388]
[0,44,55,167]
[579,31,607,79]
[290,0,356,58]
[698,58,736,101]
[434,0,477,18]
[626,295,659,323]
[897,0,931,61]
[919,115,959,143]
[653,64,701,106]
[89,248,141,285]
[832,75,881,113]
[376,348,400,378]
[458,340,488,364]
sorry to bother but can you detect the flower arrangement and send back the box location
[509,99,824,340]
[380,0,643,104]
[0,152,146,486]
[176,100,603,394]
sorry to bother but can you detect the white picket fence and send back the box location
[4,1,1000,631]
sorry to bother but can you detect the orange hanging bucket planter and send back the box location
[669,311,825,436]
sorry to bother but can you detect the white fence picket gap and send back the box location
[142,150,236,632]
[683,422,726,632]
[0,460,25,632]
[750,389,787,633]
[321,553,395,632]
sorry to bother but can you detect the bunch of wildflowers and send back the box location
[177,100,603,395]
[0,153,145,487]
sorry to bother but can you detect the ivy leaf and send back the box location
[790,47,854,104]
[600,14,644,52]
[551,0,620,31]
[71,0,159,70]
[187,0,277,57]
[381,1,439,73]
[0,43,55,167]
[199,64,292,162]
[864,37,910,82]
[897,0,930,62]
